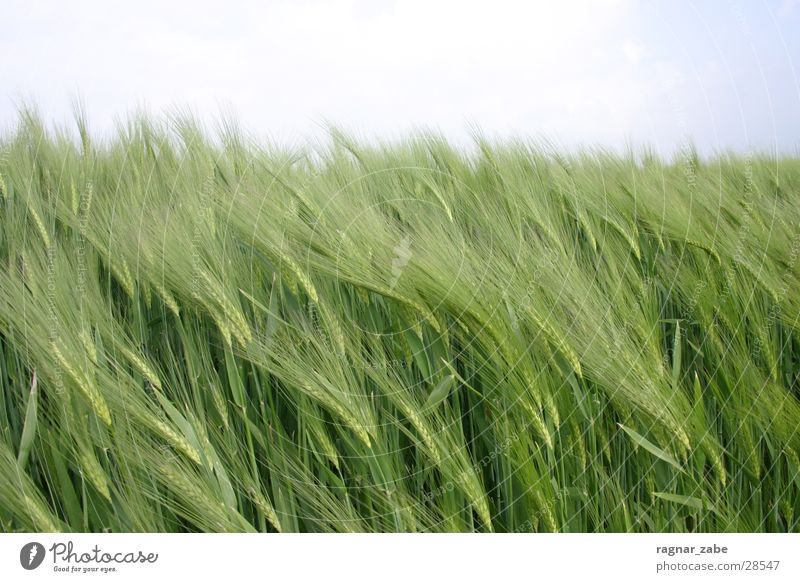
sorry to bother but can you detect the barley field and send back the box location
[1,111,799,532]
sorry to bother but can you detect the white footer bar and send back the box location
[1,533,797,581]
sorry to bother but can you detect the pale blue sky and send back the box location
[1,0,798,154]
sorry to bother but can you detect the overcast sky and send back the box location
[1,0,799,154]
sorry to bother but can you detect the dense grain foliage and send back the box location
[1,111,799,532]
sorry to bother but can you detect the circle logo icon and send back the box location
[20,542,46,570]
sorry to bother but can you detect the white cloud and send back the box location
[622,41,648,65]
[0,0,797,153]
